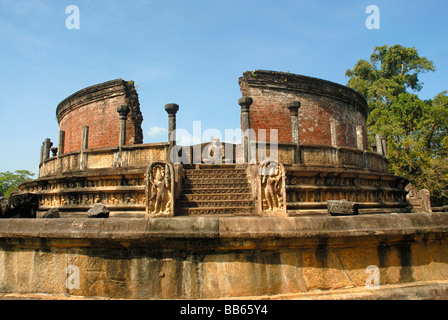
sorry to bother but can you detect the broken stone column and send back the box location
[50,147,58,157]
[117,105,130,149]
[165,103,179,163]
[42,138,52,162]
[57,130,65,156]
[238,97,253,163]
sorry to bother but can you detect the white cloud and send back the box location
[146,126,167,137]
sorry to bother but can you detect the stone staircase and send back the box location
[177,164,256,216]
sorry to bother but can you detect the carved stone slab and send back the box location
[405,183,432,213]
[145,161,175,217]
[327,199,359,216]
[258,159,287,217]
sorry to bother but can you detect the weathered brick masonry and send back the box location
[56,79,143,153]
[239,70,369,149]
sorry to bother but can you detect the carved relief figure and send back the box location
[405,183,432,213]
[259,160,286,214]
[146,161,174,216]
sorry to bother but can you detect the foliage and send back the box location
[346,44,448,206]
[0,170,35,198]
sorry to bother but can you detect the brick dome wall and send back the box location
[56,79,143,153]
[239,70,369,150]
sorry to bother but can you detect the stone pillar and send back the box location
[117,105,130,149]
[330,119,337,147]
[40,145,44,166]
[238,97,253,163]
[42,138,52,161]
[57,130,65,173]
[81,126,89,150]
[287,101,301,164]
[381,137,388,158]
[57,130,65,156]
[165,103,179,163]
[80,126,89,170]
[356,125,364,150]
[375,134,383,156]
[40,138,52,177]
[286,101,301,144]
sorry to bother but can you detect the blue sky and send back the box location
[0,0,447,175]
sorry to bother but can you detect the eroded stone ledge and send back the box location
[0,213,447,247]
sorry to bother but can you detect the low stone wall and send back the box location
[39,143,169,177]
[0,213,448,299]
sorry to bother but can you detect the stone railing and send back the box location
[250,142,388,173]
[299,143,388,173]
[39,143,169,177]
[39,140,388,178]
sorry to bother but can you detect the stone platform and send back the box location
[1,213,448,299]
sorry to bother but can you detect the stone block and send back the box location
[327,199,359,216]
[42,208,60,218]
[87,203,110,218]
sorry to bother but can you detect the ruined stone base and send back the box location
[2,280,448,300]
[1,213,448,300]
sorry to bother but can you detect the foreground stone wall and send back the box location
[0,213,448,299]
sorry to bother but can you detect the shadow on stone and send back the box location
[0,193,39,218]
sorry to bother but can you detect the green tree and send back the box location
[345,44,448,206]
[0,170,35,198]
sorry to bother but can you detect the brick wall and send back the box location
[56,79,143,153]
[239,70,369,150]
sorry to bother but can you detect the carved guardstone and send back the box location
[146,161,175,217]
[405,183,432,213]
[258,159,287,217]
[327,199,359,216]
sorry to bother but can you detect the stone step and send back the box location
[182,188,252,195]
[182,164,241,170]
[183,179,250,186]
[184,169,247,176]
[178,164,255,216]
[176,206,255,216]
[184,175,247,183]
[179,193,254,201]
[177,199,255,208]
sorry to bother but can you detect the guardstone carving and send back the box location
[146,161,174,217]
[405,183,432,213]
[258,159,287,216]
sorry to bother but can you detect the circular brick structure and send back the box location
[56,79,143,153]
[239,70,369,150]
[19,72,410,218]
